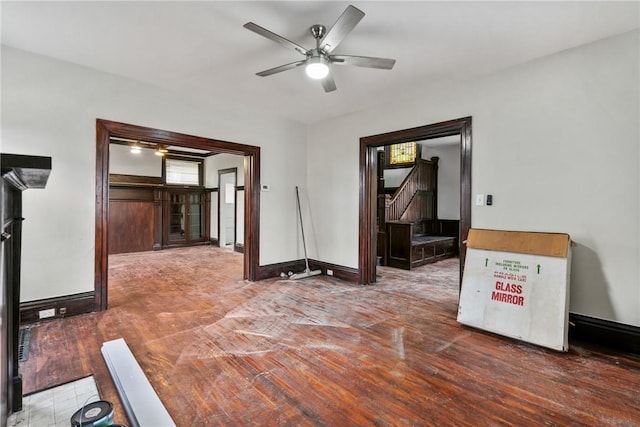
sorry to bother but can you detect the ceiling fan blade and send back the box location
[320,74,337,93]
[244,22,309,56]
[319,5,365,53]
[256,60,307,77]
[330,55,396,70]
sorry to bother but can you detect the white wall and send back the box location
[204,153,245,187]
[383,168,410,188]
[2,46,307,301]
[421,145,460,220]
[307,30,640,327]
[109,144,162,176]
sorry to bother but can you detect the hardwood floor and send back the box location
[19,246,640,426]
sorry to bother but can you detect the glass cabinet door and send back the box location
[188,193,202,240]
[169,193,186,243]
[167,190,205,245]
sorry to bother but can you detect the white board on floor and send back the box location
[457,229,572,351]
[101,338,176,427]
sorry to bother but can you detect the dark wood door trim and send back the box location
[359,117,472,285]
[96,119,260,311]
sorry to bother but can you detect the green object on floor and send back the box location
[70,400,114,427]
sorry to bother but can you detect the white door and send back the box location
[219,172,236,248]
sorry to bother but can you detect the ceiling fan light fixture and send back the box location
[245,5,394,92]
[305,56,329,80]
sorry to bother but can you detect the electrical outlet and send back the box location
[326,269,334,276]
[59,307,67,316]
[39,309,55,319]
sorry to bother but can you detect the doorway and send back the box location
[218,168,237,249]
[95,119,261,311]
[359,117,472,285]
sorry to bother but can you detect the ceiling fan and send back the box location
[243,4,396,93]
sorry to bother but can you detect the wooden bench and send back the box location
[386,219,458,270]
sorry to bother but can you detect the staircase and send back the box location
[385,158,438,223]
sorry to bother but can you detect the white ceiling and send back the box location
[2,1,638,124]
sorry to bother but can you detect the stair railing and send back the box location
[385,159,425,221]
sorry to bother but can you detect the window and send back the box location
[390,142,417,165]
[165,158,201,186]
[384,142,421,168]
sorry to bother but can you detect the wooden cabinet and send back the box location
[164,190,208,247]
[108,175,211,253]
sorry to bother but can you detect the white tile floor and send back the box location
[7,376,100,427]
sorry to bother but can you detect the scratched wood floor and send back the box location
[20,246,640,426]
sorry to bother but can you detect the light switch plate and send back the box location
[476,194,485,206]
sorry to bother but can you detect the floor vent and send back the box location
[18,327,31,362]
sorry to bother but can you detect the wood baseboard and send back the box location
[308,260,359,283]
[257,259,359,283]
[257,259,306,280]
[20,292,95,324]
[210,237,219,247]
[569,313,640,354]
